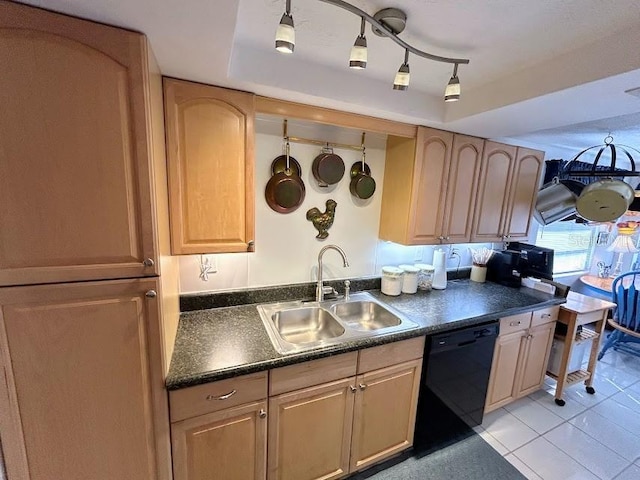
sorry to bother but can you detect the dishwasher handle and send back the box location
[429,322,499,353]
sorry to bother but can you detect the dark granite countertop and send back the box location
[166,280,565,390]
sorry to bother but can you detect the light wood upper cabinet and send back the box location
[0,1,160,286]
[472,142,543,242]
[172,401,267,480]
[0,278,170,480]
[350,359,422,473]
[379,128,482,245]
[268,378,355,480]
[164,78,255,254]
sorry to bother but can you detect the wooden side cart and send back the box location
[547,292,616,406]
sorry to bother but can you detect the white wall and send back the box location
[178,118,494,294]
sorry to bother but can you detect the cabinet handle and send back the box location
[145,290,157,298]
[509,321,521,326]
[350,385,357,393]
[359,383,367,391]
[259,409,267,419]
[207,390,237,401]
[143,258,155,267]
[541,313,552,318]
[446,236,450,240]
[526,334,533,340]
[247,240,255,252]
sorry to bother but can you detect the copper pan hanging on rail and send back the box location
[312,146,345,187]
[265,141,305,214]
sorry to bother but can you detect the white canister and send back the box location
[415,264,435,291]
[399,264,420,294]
[470,264,487,283]
[381,266,403,296]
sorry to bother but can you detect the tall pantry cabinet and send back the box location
[0,2,179,480]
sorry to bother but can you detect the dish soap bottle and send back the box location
[432,248,447,290]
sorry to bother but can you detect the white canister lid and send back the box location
[398,264,420,273]
[414,263,435,272]
[381,266,403,277]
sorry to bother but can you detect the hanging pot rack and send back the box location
[561,135,640,177]
[282,119,365,152]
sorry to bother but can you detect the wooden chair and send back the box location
[598,271,640,359]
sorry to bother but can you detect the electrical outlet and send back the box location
[449,248,460,258]
[414,246,424,262]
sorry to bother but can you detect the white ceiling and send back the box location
[18,0,640,158]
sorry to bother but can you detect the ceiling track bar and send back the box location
[283,119,364,151]
[317,0,470,65]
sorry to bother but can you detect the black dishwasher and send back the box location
[415,321,499,450]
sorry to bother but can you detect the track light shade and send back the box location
[393,64,410,90]
[349,35,367,69]
[444,75,460,102]
[275,13,295,53]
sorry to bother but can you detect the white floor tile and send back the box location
[504,396,564,434]
[595,363,640,389]
[531,389,588,420]
[512,437,600,480]
[478,429,509,456]
[481,408,538,452]
[592,398,640,435]
[610,390,640,414]
[505,453,543,480]
[570,409,640,462]
[543,423,628,479]
[615,463,640,480]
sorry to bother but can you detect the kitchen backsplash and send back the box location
[178,117,496,294]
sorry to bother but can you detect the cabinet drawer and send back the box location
[169,371,268,422]
[499,313,532,335]
[531,306,559,327]
[270,351,357,396]
[357,336,425,373]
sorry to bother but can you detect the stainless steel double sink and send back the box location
[257,291,418,354]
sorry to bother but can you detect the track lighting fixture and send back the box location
[349,17,367,69]
[444,64,461,102]
[274,0,470,101]
[275,0,295,54]
[393,49,410,90]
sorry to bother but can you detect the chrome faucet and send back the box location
[316,245,350,302]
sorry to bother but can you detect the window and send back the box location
[535,222,597,275]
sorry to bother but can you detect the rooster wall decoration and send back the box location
[306,199,337,240]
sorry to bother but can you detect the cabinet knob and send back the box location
[145,290,157,298]
[143,258,155,267]
[359,383,367,391]
[247,240,255,252]
[259,409,267,419]
[350,385,357,393]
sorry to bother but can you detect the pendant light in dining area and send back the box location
[273,0,469,101]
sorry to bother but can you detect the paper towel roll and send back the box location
[433,249,447,290]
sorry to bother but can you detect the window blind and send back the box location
[535,222,596,275]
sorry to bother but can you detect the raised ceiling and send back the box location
[17,0,640,155]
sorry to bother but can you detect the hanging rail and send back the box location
[282,119,365,152]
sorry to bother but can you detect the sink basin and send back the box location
[331,301,401,331]
[272,307,345,344]
[257,292,418,354]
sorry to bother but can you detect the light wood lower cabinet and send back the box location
[172,401,267,480]
[485,307,558,412]
[350,359,422,472]
[268,378,355,480]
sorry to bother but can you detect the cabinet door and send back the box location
[471,142,517,242]
[516,323,555,397]
[268,377,355,480]
[164,78,255,255]
[172,401,267,480]
[505,148,544,240]
[0,2,158,286]
[0,279,169,480]
[350,359,422,472]
[442,134,483,243]
[485,331,527,412]
[408,128,453,244]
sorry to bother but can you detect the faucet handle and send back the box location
[322,285,338,298]
[344,280,351,300]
